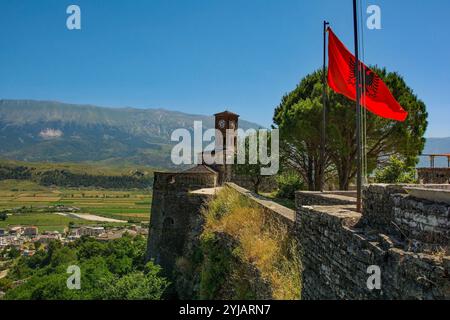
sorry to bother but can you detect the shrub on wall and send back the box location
[276,171,304,200]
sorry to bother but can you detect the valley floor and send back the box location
[0,179,152,233]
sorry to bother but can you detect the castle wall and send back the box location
[362,184,408,234]
[229,172,278,193]
[204,163,278,192]
[146,171,217,276]
[226,182,295,226]
[174,183,296,299]
[296,184,450,300]
[362,184,450,238]
[418,168,450,184]
[296,190,356,207]
[147,166,449,299]
[391,193,450,244]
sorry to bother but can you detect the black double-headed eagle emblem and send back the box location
[348,57,380,98]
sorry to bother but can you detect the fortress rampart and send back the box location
[147,176,450,299]
[146,171,218,276]
[226,182,295,227]
[296,184,450,300]
[418,168,450,184]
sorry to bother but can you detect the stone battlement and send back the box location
[296,190,357,207]
[296,184,450,300]
[418,168,450,184]
[146,170,218,278]
[362,184,450,243]
[152,170,218,192]
[226,182,295,225]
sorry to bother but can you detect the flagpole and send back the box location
[352,0,362,212]
[321,20,329,192]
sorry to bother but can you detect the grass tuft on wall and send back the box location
[198,186,301,300]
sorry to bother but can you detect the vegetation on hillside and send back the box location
[1,235,168,300]
[0,160,154,190]
[177,187,301,300]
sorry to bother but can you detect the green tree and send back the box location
[374,156,417,184]
[99,263,169,300]
[233,131,275,194]
[276,171,304,200]
[274,68,427,190]
[6,246,20,259]
[0,212,7,221]
[4,237,168,300]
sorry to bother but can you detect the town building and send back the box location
[23,226,38,237]
[36,234,61,244]
[79,226,105,237]
[0,235,24,249]
[22,249,36,257]
[8,226,22,236]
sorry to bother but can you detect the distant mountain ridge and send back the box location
[0,99,261,168]
[1,99,448,169]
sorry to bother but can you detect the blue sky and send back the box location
[0,0,449,137]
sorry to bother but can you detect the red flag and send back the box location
[327,28,408,122]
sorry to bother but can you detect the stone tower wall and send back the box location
[146,171,218,276]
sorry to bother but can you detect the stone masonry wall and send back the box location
[391,193,450,245]
[363,184,450,240]
[229,173,278,193]
[226,183,295,226]
[296,191,356,207]
[146,171,217,277]
[297,185,450,300]
[362,184,408,234]
[174,183,296,299]
[418,168,450,184]
[147,169,450,300]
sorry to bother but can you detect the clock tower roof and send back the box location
[214,110,240,118]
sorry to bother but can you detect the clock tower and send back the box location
[214,110,239,153]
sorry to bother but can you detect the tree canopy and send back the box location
[2,235,169,300]
[374,155,417,184]
[274,68,428,190]
[233,130,277,193]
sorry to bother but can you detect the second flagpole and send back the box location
[353,0,362,212]
[321,20,329,192]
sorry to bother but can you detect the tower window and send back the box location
[163,217,175,228]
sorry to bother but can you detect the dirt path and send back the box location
[55,212,127,223]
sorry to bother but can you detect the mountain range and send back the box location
[0,99,448,169]
[0,99,260,168]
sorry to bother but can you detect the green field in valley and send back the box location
[0,179,152,232]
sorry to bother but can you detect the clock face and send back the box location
[218,119,226,129]
[229,121,236,129]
